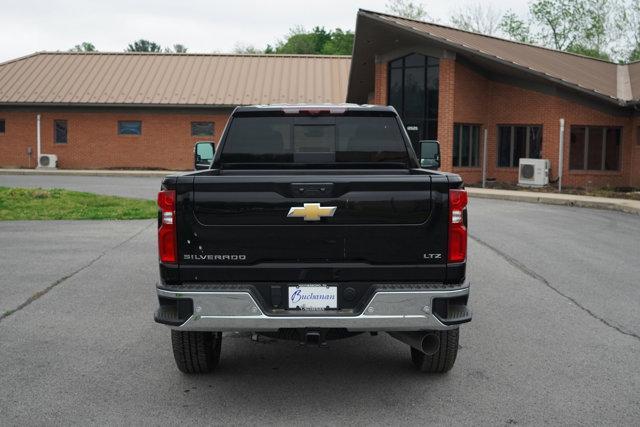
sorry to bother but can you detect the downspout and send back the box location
[36,113,41,168]
[558,118,565,192]
[481,128,488,188]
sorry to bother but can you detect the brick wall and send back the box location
[437,58,456,172]
[0,110,231,170]
[372,55,638,188]
[452,61,635,188]
[373,62,388,105]
[0,111,38,168]
[631,118,640,187]
[451,61,489,183]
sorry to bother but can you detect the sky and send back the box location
[0,0,529,62]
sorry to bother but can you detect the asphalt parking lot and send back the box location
[1,175,639,424]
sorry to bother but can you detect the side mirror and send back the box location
[194,141,215,170]
[419,140,440,170]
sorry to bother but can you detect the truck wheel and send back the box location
[171,330,222,374]
[410,329,459,373]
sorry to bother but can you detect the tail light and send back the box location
[448,189,468,263]
[157,190,177,263]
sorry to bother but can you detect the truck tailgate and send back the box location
[175,172,449,282]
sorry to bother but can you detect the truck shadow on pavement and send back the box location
[166,333,464,419]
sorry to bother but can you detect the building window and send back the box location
[570,126,620,171]
[453,124,480,167]
[387,53,439,156]
[497,125,542,167]
[54,120,68,144]
[118,120,142,135]
[191,121,214,136]
[0,119,5,134]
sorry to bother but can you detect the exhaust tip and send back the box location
[421,333,440,356]
[388,331,441,355]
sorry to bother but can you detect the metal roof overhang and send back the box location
[347,11,635,109]
[0,102,238,109]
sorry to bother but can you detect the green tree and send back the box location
[530,0,581,50]
[69,42,96,52]
[619,0,640,61]
[529,0,610,52]
[274,26,331,54]
[566,44,611,60]
[127,39,162,52]
[385,0,429,20]
[500,12,534,43]
[268,27,352,55]
[320,29,355,55]
[499,0,620,61]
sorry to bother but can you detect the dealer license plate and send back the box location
[288,284,338,310]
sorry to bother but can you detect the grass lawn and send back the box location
[0,187,157,220]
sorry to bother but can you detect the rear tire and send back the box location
[171,330,222,374]
[410,328,459,373]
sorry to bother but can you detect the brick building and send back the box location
[1,9,640,188]
[0,53,351,170]
[348,10,640,188]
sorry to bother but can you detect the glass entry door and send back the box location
[387,53,439,158]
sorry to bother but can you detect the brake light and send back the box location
[448,189,468,263]
[157,190,177,263]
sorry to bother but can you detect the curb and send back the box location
[467,188,640,215]
[0,169,184,178]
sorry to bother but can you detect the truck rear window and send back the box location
[220,116,409,166]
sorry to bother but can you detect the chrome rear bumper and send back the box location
[156,287,470,332]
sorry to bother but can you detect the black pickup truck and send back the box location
[155,104,471,374]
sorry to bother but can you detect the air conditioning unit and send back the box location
[518,158,550,187]
[38,154,58,169]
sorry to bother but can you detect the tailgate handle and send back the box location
[291,183,334,198]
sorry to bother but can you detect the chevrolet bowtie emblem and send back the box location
[287,203,337,222]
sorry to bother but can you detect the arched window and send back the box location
[388,53,439,150]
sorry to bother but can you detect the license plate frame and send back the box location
[287,284,338,311]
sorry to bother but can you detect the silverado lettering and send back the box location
[154,104,471,375]
[183,254,247,261]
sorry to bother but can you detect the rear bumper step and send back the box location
[155,286,471,332]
